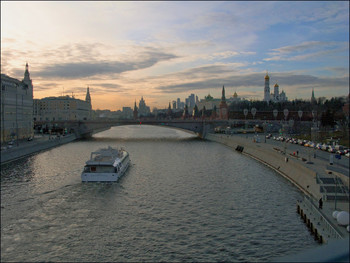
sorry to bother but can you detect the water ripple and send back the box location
[1,126,318,262]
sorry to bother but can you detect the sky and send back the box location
[1,1,349,111]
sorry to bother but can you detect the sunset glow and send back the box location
[1,1,349,110]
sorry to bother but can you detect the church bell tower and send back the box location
[264,72,270,103]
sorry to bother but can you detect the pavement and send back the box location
[1,133,76,164]
[206,132,349,239]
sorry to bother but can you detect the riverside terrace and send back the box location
[33,119,316,139]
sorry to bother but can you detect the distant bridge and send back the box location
[34,118,313,139]
[35,119,230,138]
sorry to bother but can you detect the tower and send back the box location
[133,100,138,119]
[182,104,189,119]
[311,88,317,104]
[22,62,33,95]
[264,72,270,102]
[219,85,228,119]
[85,86,91,104]
[274,83,279,102]
[167,102,172,118]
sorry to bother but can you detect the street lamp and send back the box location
[283,109,289,137]
[243,108,248,134]
[283,108,289,122]
[298,110,303,134]
[251,108,257,119]
[273,109,278,120]
[288,119,294,137]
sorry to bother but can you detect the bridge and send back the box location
[34,119,231,139]
[34,118,313,139]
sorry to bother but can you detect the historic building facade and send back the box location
[1,63,34,143]
[33,87,92,121]
[263,72,287,103]
[138,97,151,117]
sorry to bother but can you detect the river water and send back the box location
[1,125,318,262]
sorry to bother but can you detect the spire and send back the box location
[311,87,316,104]
[24,62,30,80]
[85,86,91,104]
[133,100,138,119]
[221,85,226,101]
[265,70,269,80]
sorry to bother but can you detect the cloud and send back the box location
[271,41,330,54]
[264,41,347,62]
[155,72,349,94]
[33,50,177,79]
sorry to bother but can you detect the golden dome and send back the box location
[274,83,279,87]
[233,91,238,98]
[265,73,269,80]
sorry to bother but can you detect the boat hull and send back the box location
[81,162,130,182]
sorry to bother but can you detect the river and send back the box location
[1,125,318,262]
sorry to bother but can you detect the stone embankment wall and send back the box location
[1,134,77,164]
[206,133,320,199]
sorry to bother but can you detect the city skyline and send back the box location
[1,1,349,111]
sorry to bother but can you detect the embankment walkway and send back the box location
[1,134,77,165]
[205,133,349,242]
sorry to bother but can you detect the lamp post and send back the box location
[312,110,317,127]
[283,109,289,137]
[283,108,289,122]
[251,108,257,119]
[243,108,248,136]
[298,110,303,134]
[288,119,294,137]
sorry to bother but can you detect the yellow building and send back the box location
[33,88,92,121]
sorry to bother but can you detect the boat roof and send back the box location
[85,146,127,166]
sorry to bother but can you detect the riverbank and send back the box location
[205,133,349,242]
[1,133,77,165]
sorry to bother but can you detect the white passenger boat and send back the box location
[81,146,130,182]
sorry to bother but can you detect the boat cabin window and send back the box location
[90,166,96,172]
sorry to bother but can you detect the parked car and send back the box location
[336,150,345,155]
[309,142,316,148]
[328,147,336,153]
[321,144,330,151]
[345,152,350,158]
[335,145,344,151]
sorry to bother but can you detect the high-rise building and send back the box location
[189,94,195,109]
[1,63,34,143]
[138,97,150,117]
[176,98,181,109]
